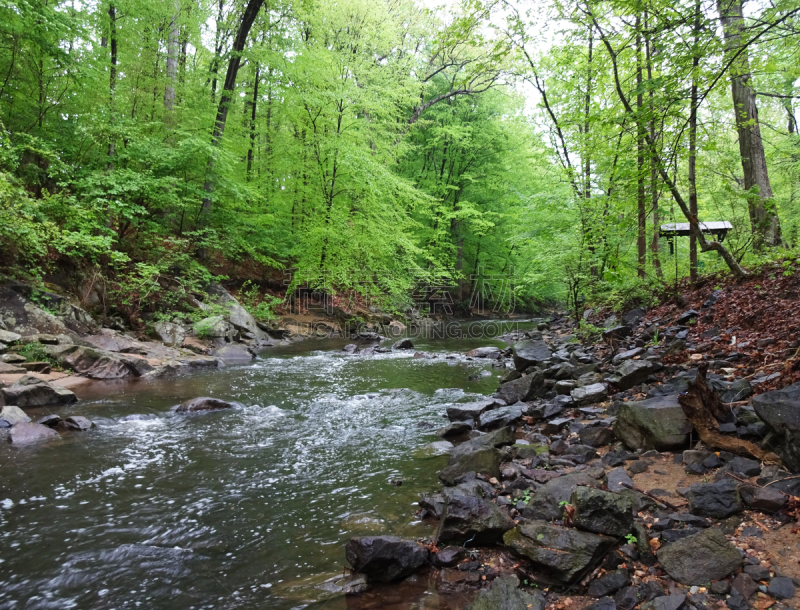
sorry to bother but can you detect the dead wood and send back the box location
[678,363,782,464]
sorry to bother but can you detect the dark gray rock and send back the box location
[439,447,501,485]
[613,360,661,391]
[657,527,741,585]
[439,495,516,545]
[2,376,77,407]
[479,404,525,429]
[392,338,414,350]
[432,546,466,567]
[615,586,639,610]
[614,395,692,450]
[739,484,786,512]
[210,344,254,361]
[37,414,62,427]
[450,427,514,462]
[446,398,501,422]
[467,346,502,359]
[752,382,800,471]
[728,457,761,477]
[641,595,686,610]
[8,422,59,445]
[721,379,753,403]
[607,467,634,493]
[345,536,428,582]
[496,371,547,404]
[587,597,617,610]
[504,520,614,584]
[512,340,552,371]
[613,347,645,365]
[571,487,634,537]
[726,589,750,610]
[587,570,631,598]
[603,326,633,341]
[627,461,649,475]
[65,416,94,431]
[686,480,742,519]
[709,580,731,595]
[466,575,545,610]
[176,397,237,413]
[521,472,601,521]
[731,573,758,599]
[675,310,699,325]
[436,421,472,437]
[571,383,608,406]
[580,426,615,447]
[743,565,771,582]
[767,576,795,600]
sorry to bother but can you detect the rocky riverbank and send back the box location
[340,296,800,610]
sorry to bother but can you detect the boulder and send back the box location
[612,347,645,365]
[153,321,186,346]
[571,383,607,406]
[45,345,153,379]
[587,597,617,610]
[439,447,501,485]
[751,382,800,471]
[0,329,21,344]
[496,371,546,404]
[345,536,428,583]
[603,326,632,341]
[449,427,515,462]
[392,338,414,350]
[657,527,741,585]
[685,480,742,519]
[466,575,545,610]
[83,333,148,354]
[571,487,634,537]
[193,315,237,343]
[0,362,25,374]
[176,397,237,413]
[467,346,502,359]
[512,340,552,371]
[739,484,786,512]
[439,495,516,544]
[446,398,502,422]
[504,520,614,584]
[8,422,59,445]
[436,422,472,437]
[612,360,661,391]
[588,570,631,598]
[65,416,94,431]
[521,472,601,521]
[341,344,359,354]
[0,405,31,427]
[580,426,614,448]
[641,595,686,610]
[614,395,692,450]
[767,576,795,600]
[210,344,254,361]
[479,404,525,429]
[205,283,267,341]
[432,546,466,568]
[622,308,646,326]
[19,362,51,374]
[2,376,77,407]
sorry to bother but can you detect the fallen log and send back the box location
[678,363,782,465]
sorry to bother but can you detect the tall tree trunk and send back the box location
[717,0,782,248]
[636,16,646,279]
[200,0,264,217]
[689,0,701,283]
[108,3,117,169]
[645,12,663,279]
[164,1,180,129]
[246,61,260,181]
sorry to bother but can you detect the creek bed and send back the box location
[0,321,535,609]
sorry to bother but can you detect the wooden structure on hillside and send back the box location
[660,221,732,254]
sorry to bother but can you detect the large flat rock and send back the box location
[614,394,692,450]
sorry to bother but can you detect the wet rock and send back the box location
[65,416,94,431]
[479,404,525,429]
[727,457,761,477]
[739,484,786,512]
[641,595,686,610]
[588,570,631,598]
[432,546,466,568]
[342,344,359,354]
[193,315,237,343]
[572,383,608,406]
[8,422,59,445]
[686,480,742,519]
[446,398,502,422]
[439,447,502,485]
[450,427,515,459]
[657,527,741,585]
[466,575,545,610]
[616,587,640,610]
[436,421,472,437]
[210,344,254,361]
[176,397,237,413]
[613,348,645,365]
[580,426,614,447]
[586,597,617,610]
[467,346,502,359]
[521,472,601,521]
[571,487,634,537]
[439,495,515,544]
[614,394,692,450]
[0,405,31,427]
[720,379,753,403]
[496,371,547,404]
[612,360,661,391]
[83,333,148,354]
[345,536,428,583]
[512,340,552,371]
[2,376,77,407]
[45,345,153,379]
[37,414,61,427]
[392,338,414,350]
[751,382,800,471]
[767,576,795,600]
[504,520,614,584]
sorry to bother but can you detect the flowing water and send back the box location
[0,321,535,610]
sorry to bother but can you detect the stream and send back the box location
[0,320,536,610]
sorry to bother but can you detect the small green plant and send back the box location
[650,327,660,345]
[520,490,532,505]
[17,342,61,370]
[238,280,283,321]
[625,534,638,545]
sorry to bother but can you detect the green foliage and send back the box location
[17,342,60,369]
[625,534,638,545]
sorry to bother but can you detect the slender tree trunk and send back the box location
[645,12,663,279]
[689,0,701,283]
[108,3,117,169]
[164,1,179,129]
[717,0,782,248]
[636,16,646,279]
[246,62,259,181]
[200,0,264,217]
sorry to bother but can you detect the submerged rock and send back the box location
[392,338,414,350]
[467,346,502,359]
[8,422,59,445]
[65,415,94,431]
[657,527,741,585]
[345,536,428,583]
[504,520,614,584]
[176,397,237,413]
[2,376,77,407]
[210,344,254,361]
[466,575,545,610]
